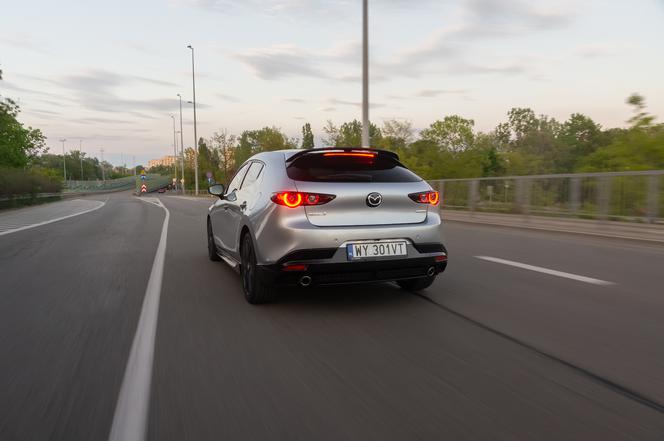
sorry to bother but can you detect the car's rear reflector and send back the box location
[282,264,308,272]
[435,254,447,262]
[271,192,336,208]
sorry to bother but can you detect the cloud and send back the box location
[320,107,336,112]
[381,0,573,78]
[0,35,50,54]
[216,93,240,102]
[415,89,468,98]
[328,98,385,109]
[283,97,307,103]
[232,44,327,80]
[179,0,427,19]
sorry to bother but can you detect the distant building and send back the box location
[148,155,177,169]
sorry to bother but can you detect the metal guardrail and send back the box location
[429,170,664,224]
[65,176,137,192]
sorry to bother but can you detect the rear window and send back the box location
[287,154,421,183]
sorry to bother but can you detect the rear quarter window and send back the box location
[287,154,421,183]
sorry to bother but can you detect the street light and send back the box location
[187,44,199,195]
[170,115,178,190]
[361,0,370,148]
[59,138,67,181]
[177,93,185,193]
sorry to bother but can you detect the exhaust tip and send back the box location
[427,267,436,277]
[299,276,312,287]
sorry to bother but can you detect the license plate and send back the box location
[346,241,408,260]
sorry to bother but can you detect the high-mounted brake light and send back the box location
[322,152,376,158]
[271,192,335,208]
[408,191,440,206]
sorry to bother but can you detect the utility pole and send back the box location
[361,0,370,148]
[177,93,185,193]
[60,139,67,181]
[187,45,199,195]
[79,139,84,181]
[101,148,106,182]
[171,114,178,190]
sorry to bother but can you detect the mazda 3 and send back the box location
[206,148,447,304]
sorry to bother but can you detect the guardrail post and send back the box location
[468,180,478,214]
[597,176,611,221]
[515,178,531,215]
[570,177,581,215]
[647,175,659,224]
[439,181,445,208]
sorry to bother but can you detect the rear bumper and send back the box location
[256,244,447,286]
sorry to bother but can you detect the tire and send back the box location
[207,219,221,262]
[397,276,436,292]
[240,233,277,304]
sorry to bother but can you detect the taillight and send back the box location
[271,192,335,208]
[322,152,376,158]
[409,191,440,205]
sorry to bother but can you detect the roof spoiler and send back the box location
[286,147,400,163]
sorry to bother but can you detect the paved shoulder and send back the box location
[0,198,106,235]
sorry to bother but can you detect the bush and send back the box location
[0,166,62,198]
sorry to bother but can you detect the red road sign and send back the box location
[140,184,147,193]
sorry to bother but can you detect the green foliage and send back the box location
[322,119,381,147]
[420,116,475,153]
[0,92,46,168]
[301,123,315,149]
[0,166,62,198]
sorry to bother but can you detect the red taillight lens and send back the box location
[271,192,335,208]
[409,191,440,206]
[322,152,376,158]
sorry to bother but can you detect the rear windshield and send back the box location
[287,154,422,183]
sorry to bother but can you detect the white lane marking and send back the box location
[0,198,107,236]
[475,256,616,286]
[108,197,169,441]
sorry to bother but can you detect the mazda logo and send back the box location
[366,192,383,207]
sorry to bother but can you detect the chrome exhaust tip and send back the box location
[427,267,436,277]
[299,276,312,287]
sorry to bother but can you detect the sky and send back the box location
[1,0,663,167]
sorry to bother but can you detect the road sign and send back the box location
[141,169,146,175]
[141,174,146,180]
[140,184,147,193]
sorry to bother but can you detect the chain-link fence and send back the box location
[429,171,664,224]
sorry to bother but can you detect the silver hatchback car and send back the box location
[207,148,447,304]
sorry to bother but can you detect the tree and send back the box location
[210,130,236,183]
[301,123,315,149]
[321,120,339,146]
[235,127,295,168]
[420,116,475,153]
[1,74,47,168]
[379,119,413,150]
[627,93,655,128]
[334,120,382,147]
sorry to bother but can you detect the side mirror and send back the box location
[208,184,225,198]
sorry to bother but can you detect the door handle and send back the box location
[240,201,247,211]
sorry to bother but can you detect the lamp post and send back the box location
[361,0,370,148]
[187,44,199,195]
[170,115,178,190]
[60,138,67,181]
[177,93,185,193]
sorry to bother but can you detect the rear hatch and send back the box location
[286,149,431,227]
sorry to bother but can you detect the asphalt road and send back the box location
[1,191,663,441]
